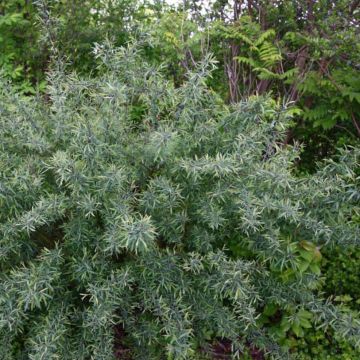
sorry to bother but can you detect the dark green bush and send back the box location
[0,42,359,359]
[294,326,360,360]
[292,246,360,359]
[322,246,360,309]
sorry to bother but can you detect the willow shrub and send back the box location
[0,42,359,359]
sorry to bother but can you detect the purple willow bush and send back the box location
[0,42,359,359]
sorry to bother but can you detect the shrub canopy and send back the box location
[0,43,359,359]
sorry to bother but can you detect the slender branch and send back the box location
[351,112,360,138]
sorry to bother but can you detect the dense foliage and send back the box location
[153,0,360,168]
[292,246,360,360]
[0,0,147,92]
[0,42,359,359]
[1,0,359,166]
[1,1,359,358]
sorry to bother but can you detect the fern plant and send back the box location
[213,16,297,100]
[0,41,359,359]
[230,24,296,84]
[236,29,281,78]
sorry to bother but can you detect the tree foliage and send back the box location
[152,1,360,167]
